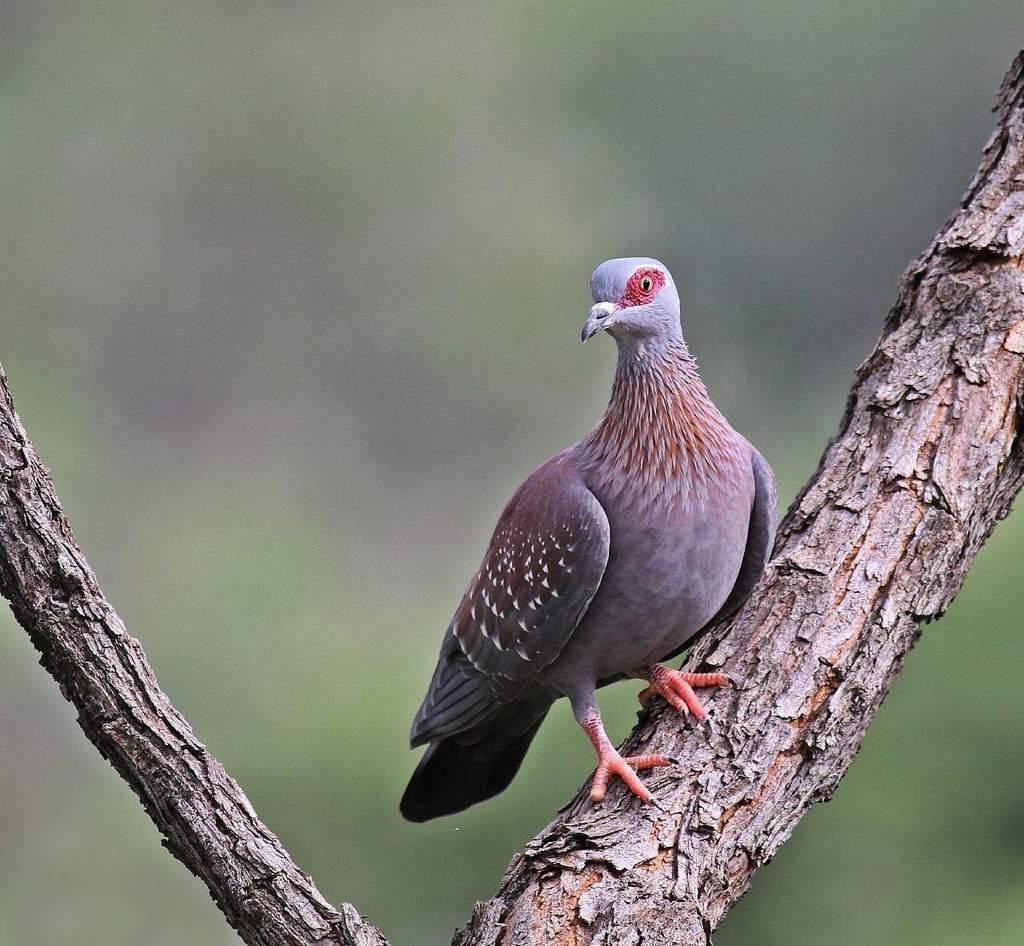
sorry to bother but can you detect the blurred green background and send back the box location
[2,3,1023,944]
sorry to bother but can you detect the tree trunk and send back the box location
[3,48,1024,946]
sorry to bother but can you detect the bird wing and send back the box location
[410,453,610,746]
[706,447,778,627]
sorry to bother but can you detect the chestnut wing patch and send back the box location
[409,459,609,745]
[456,514,597,677]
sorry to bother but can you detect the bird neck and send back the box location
[580,338,740,502]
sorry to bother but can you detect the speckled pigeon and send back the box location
[401,258,777,822]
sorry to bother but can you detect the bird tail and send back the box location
[400,699,551,822]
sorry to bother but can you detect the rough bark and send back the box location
[1,49,1023,946]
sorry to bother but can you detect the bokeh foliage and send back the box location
[1,3,1023,944]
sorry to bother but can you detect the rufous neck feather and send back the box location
[581,339,739,502]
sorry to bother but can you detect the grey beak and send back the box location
[581,302,618,342]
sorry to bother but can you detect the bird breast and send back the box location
[544,452,754,689]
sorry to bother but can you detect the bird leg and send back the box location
[638,666,732,726]
[579,712,671,805]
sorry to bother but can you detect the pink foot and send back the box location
[638,666,733,726]
[591,749,671,804]
[579,713,671,805]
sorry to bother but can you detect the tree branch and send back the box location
[0,395,389,944]
[2,49,1024,946]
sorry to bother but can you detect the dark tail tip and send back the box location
[400,709,547,822]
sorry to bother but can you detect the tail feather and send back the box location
[400,700,550,822]
[410,666,497,747]
[410,640,501,747]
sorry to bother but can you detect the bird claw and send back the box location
[589,752,671,805]
[643,667,730,729]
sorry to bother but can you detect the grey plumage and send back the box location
[402,257,777,821]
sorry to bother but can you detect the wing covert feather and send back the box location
[410,454,609,744]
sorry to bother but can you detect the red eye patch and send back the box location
[619,268,665,307]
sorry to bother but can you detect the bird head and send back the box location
[581,258,682,347]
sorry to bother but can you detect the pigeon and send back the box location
[401,257,777,822]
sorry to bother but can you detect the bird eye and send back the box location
[640,275,653,293]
